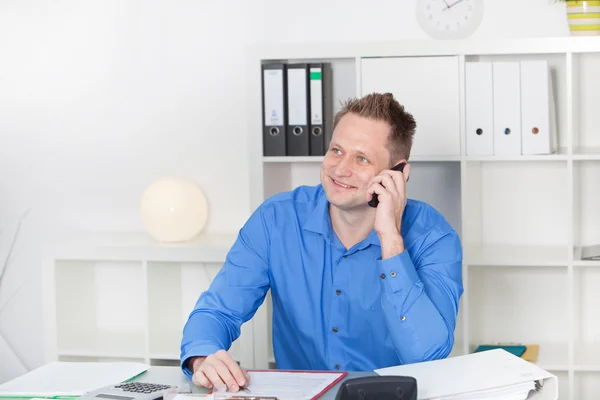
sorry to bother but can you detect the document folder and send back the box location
[262,63,287,156]
[492,61,522,156]
[309,63,327,156]
[286,63,310,156]
[465,62,494,156]
[520,60,557,155]
[375,349,557,400]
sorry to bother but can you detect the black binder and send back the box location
[308,63,332,156]
[261,63,287,156]
[285,63,310,156]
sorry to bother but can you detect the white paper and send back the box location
[375,349,553,400]
[212,371,344,400]
[0,361,149,397]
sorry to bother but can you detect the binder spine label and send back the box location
[310,67,323,125]
[287,68,308,125]
[264,69,284,126]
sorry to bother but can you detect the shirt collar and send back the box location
[303,186,381,248]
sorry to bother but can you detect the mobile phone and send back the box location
[368,162,407,208]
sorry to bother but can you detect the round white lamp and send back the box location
[140,177,208,243]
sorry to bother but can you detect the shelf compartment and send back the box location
[146,262,250,366]
[571,52,600,158]
[147,262,221,360]
[468,265,569,371]
[260,57,355,159]
[361,56,460,157]
[575,371,600,399]
[574,266,600,370]
[465,52,569,154]
[263,163,322,199]
[55,260,146,358]
[464,161,569,255]
[573,161,600,264]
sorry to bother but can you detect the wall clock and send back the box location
[416,0,484,40]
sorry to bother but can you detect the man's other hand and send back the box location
[190,350,250,392]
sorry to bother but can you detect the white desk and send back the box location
[132,367,374,399]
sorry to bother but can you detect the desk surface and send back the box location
[132,366,374,399]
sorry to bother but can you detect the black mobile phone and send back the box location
[368,162,407,208]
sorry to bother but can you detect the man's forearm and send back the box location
[379,233,405,260]
[377,249,459,363]
[381,288,454,363]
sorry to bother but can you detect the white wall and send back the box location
[0,0,569,382]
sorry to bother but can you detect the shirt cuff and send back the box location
[180,343,224,378]
[377,249,419,293]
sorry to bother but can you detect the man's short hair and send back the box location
[333,92,417,165]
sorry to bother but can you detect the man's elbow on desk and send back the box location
[399,329,455,365]
[390,309,456,365]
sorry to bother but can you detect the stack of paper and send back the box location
[374,349,557,400]
[0,361,149,397]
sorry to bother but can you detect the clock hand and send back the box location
[444,0,465,10]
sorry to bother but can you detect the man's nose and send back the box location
[334,158,352,177]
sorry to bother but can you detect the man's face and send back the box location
[320,113,393,211]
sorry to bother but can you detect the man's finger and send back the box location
[203,364,226,392]
[378,173,398,197]
[192,370,212,389]
[367,182,391,201]
[383,169,406,197]
[218,352,247,387]
[213,358,239,392]
[241,367,251,385]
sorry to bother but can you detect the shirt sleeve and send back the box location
[180,205,272,377]
[377,230,463,365]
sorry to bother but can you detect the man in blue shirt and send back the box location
[180,92,463,392]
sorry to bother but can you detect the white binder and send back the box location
[375,349,558,400]
[493,62,522,156]
[466,62,494,156]
[520,60,557,155]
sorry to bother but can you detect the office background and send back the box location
[0,0,576,388]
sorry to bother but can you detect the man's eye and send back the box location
[332,148,341,154]
[359,156,368,163]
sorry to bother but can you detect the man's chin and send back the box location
[326,195,366,211]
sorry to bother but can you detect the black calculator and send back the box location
[77,381,177,400]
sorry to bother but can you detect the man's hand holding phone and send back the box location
[189,350,250,392]
[367,162,410,259]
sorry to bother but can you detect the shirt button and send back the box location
[380,273,386,279]
[400,315,406,321]
[335,364,340,370]
[390,271,397,277]
[332,327,339,333]
[336,289,341,295]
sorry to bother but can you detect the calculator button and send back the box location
[114,382,172,392]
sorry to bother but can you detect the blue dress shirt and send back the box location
[180,184,463,376]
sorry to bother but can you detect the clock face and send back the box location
[416,0,484,40]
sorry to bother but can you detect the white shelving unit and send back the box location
[245,37,600,400]
[41,231,255,368]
